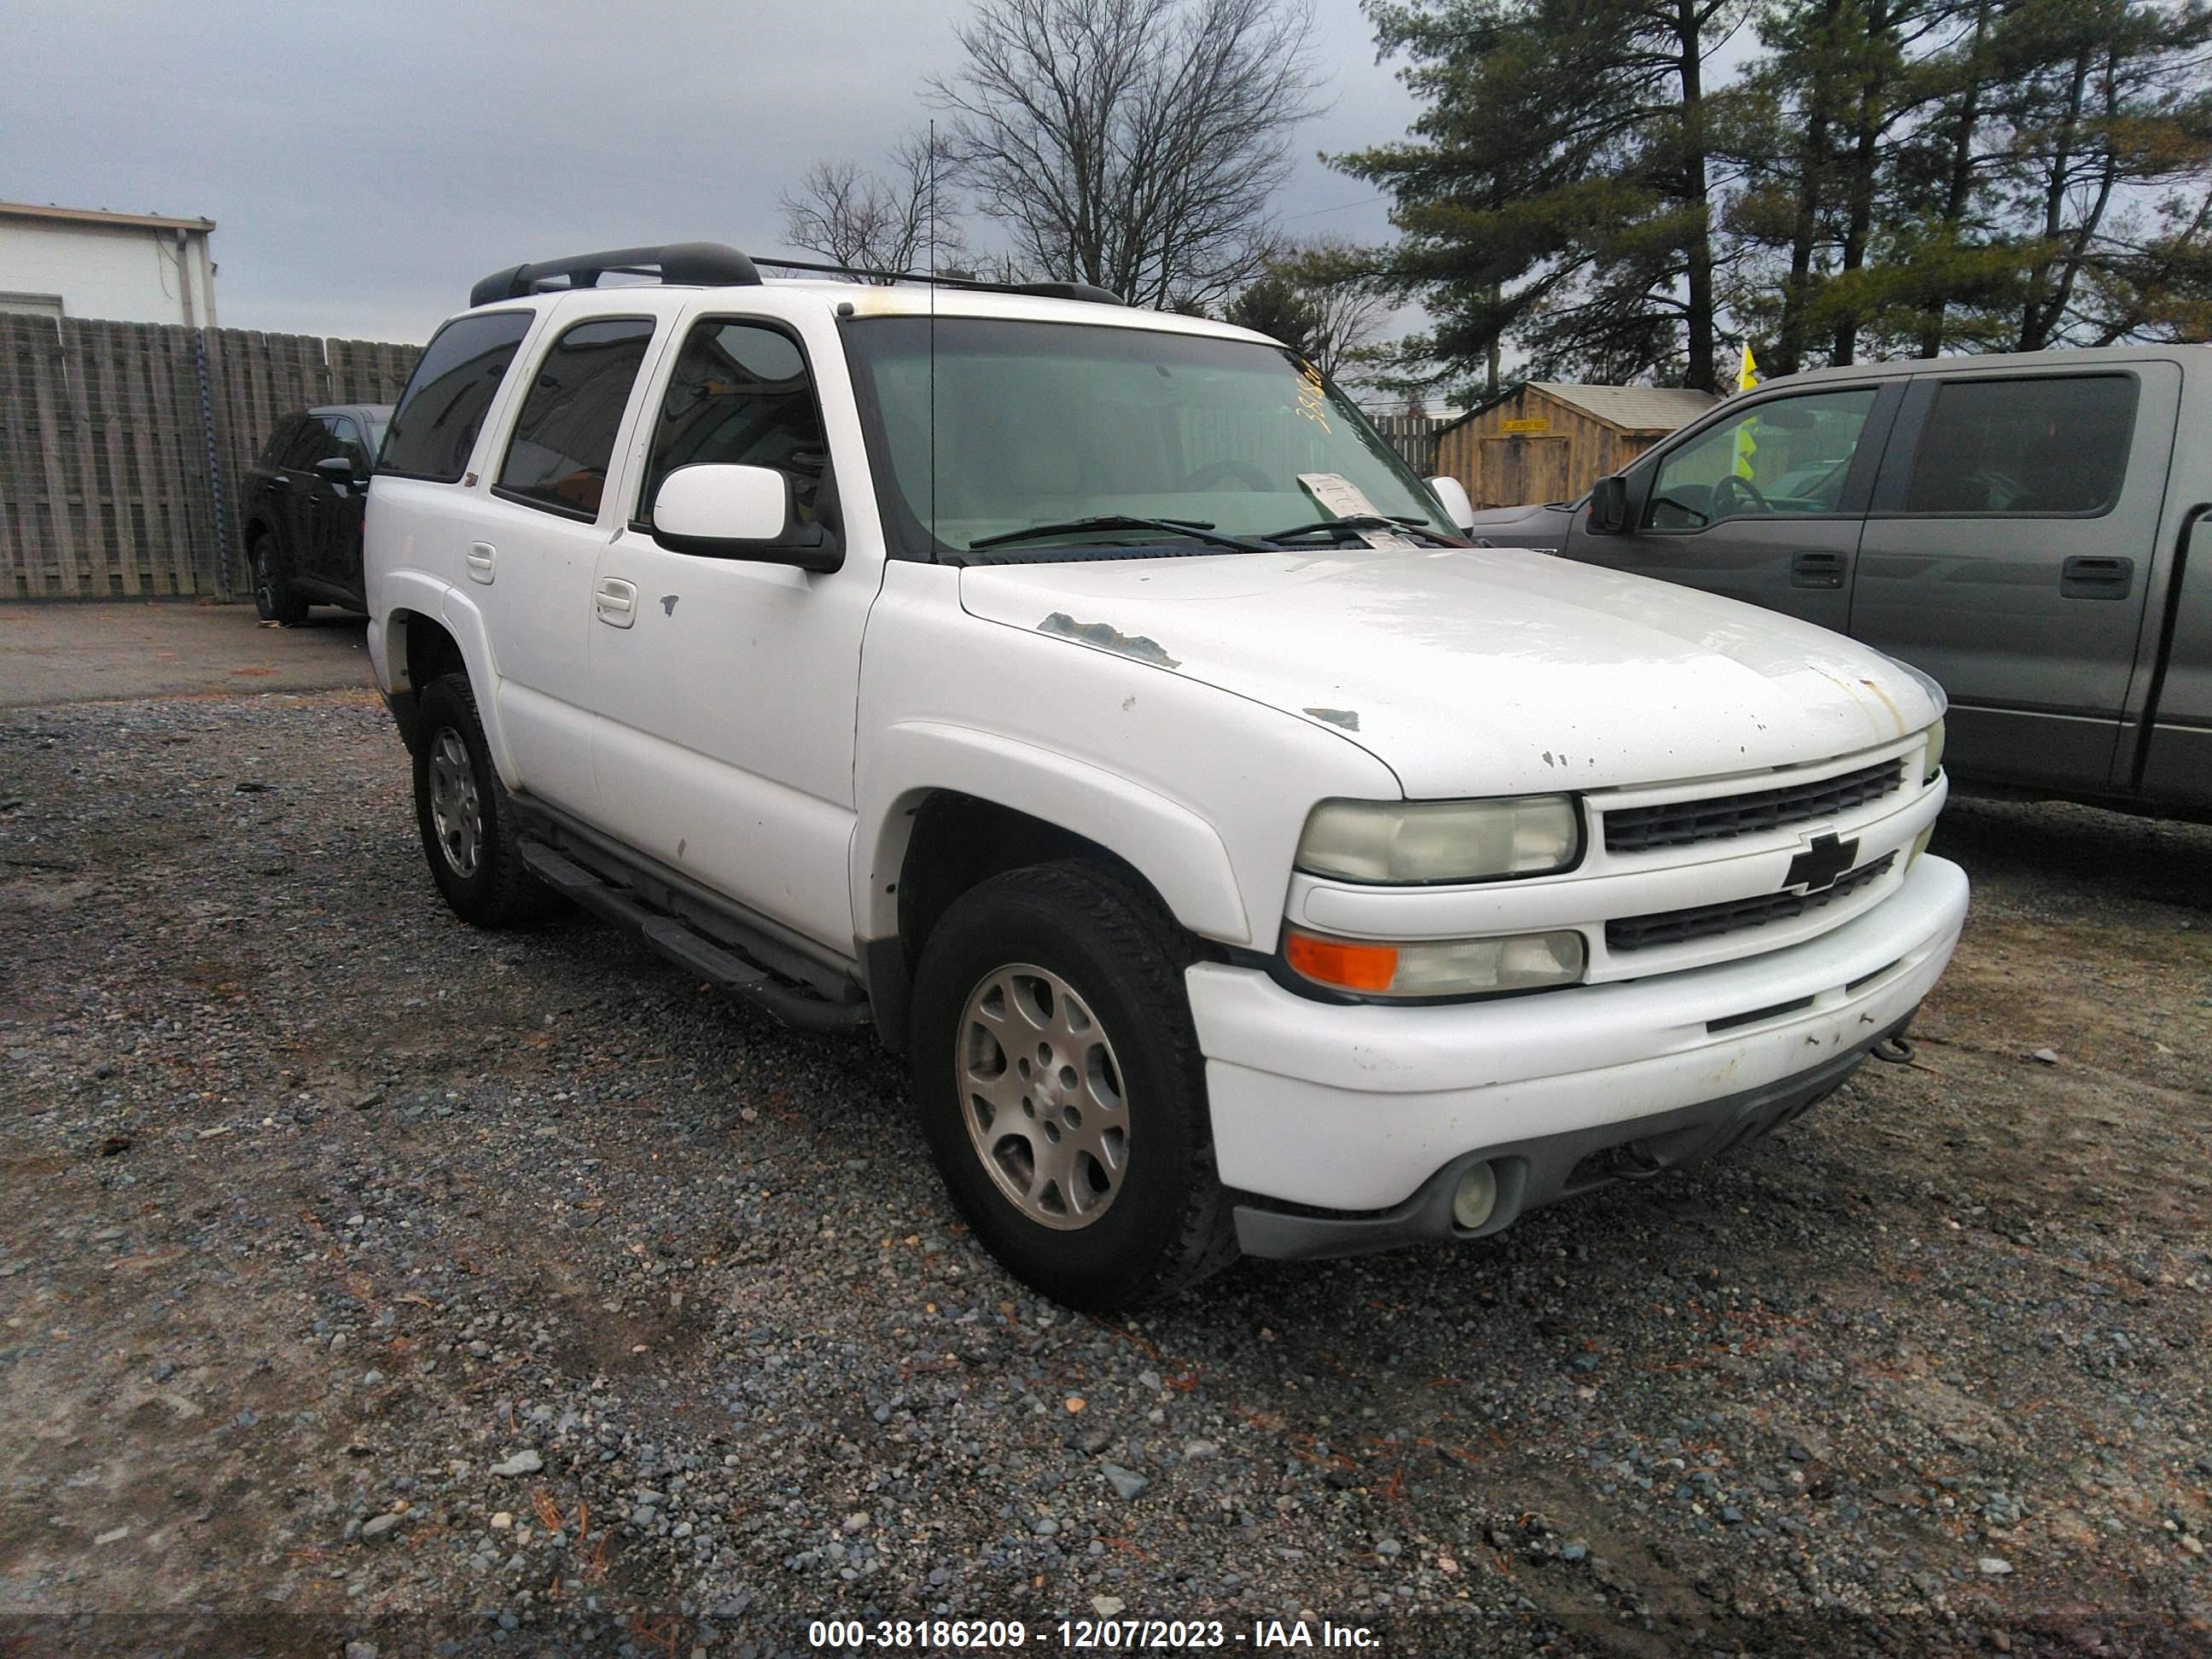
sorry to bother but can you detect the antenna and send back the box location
[928,119,939,558]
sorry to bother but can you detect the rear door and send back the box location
[473,306,672,821]
[1567,382,1898,634]
[1850,364,2179,791]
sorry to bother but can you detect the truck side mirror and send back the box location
[652,463,844,574]
[1426,475,1476,533]
[1587,475,1630,535]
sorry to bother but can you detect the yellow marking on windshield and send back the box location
[1295,360,1331,434]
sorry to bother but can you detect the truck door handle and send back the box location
[594,577,637,628]
[1790,550,1848,590]
[2059,555,2133,600]
[465,542,496,585]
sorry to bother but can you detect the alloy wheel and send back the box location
[426,728,482,878]
[957,963,1130,1229]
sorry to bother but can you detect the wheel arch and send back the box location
[377,588,509,777]
[854,725,1254,1050]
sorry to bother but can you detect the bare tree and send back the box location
[777,131,963,279]
[928,0,1326,311]
[1278,236,1396,379]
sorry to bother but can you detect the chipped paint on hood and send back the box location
[962,547,1942,798]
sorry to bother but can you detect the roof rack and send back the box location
[469,242,761,308]
[755,255,1124,307]
[468,241,1126,310]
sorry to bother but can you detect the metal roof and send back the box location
[1523,381,1718,431]
[0,201,216,234]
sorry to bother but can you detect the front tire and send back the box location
[410,673,550,927]
[251,533,309,626]
[908,861,1237,1310]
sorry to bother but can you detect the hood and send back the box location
[1461,500,1576,550]
[961,547,1940,799]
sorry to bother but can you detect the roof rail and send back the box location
[755,255,1124,307]
[469,242,760,308]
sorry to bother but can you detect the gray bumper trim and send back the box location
[1231,1012,1910,1261]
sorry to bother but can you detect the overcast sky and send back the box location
[6,0,1421,343]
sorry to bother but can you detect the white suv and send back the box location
[364,242,1967,1310]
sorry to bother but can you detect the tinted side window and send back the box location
[381,311,534,483]
[494,317,656,519]
[258,416,305,469]
[324,416,370,472]
[282,417,341,469]
[637,321,829,527]
[1903,375,2137,515]
[1644,388,1877,530]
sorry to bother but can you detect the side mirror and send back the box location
[315,454,366,486]
[1586,474,1630,535]
[1426,475,1476,534]
[651,463,843,574]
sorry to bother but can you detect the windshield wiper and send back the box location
[968,515,1267,555]
[1258,514,1463,547]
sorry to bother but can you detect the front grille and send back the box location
[1607,853,1898,953]
[1604,759,1905,853]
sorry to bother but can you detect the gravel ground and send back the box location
[1,687,2208,1657]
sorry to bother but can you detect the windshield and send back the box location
[842,316,1445,560]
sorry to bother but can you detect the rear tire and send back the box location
[410,673,551,927]
[908,861,1237,1311]
[251,533,309,626]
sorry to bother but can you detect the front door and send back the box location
[308,413,372,595]
[589,307,882,957]
[1850,364,2179,791]
[1568,383,1895,634]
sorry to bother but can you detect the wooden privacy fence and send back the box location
[0,315,419,600]
[1357,410,1447,478]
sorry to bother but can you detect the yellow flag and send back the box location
[1732,345,1760,478]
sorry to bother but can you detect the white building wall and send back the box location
[0,220,215,327]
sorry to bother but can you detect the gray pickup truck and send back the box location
[1466,346,2209,819]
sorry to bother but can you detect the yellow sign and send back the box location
[1499,417,1550,434]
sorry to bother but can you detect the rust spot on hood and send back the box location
[1038,613,1181,669]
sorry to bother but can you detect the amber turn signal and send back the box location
[1283,931,1400,992]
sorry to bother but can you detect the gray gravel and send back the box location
[2,689,2209,1656]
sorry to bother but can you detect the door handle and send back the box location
[465,542,496,585]
[594,577,637,628]
[2059,555,2133,600]
[1790,550,1848,590]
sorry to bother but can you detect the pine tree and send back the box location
[1332,0,1753,392]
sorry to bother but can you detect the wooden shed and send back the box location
[1435,381,1720,509]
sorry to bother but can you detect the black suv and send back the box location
[242,405,389,623]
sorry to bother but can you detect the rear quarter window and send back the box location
[379,311,535,483]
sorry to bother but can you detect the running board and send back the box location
[517,839,871,1032]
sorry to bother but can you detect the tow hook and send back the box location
[1871,1033,1916,1064]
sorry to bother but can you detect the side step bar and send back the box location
[517,839,871,1033]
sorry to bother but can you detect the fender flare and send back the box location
[378,574,519,788]
[854,720,1254,946]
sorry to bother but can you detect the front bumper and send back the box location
[1186,855,1969,1254]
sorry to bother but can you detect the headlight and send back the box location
[1923,717,1946,783]
[1284,928,1586,998]
[1295,795,1580,884]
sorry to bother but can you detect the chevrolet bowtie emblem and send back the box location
[1784,831,1860,893]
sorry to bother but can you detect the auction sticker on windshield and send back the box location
[1295,473,1418,549]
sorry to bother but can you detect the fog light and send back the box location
[1452,1161,1499,1231]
